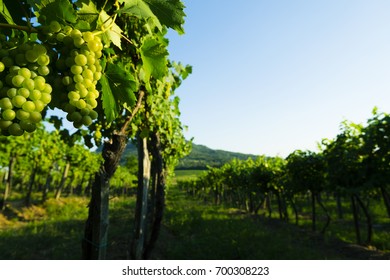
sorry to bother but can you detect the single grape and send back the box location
[12,75,25,87]
[74,54,87,66]
[76,99,86,109]
[49,21,62,33]
[25,50,39,63]
[22,101,36,112]
[0,61,5,72]
[19,120,36,133]
[7,88,17,98]
[82,115,92,126]
[71,65,83,75]
[0,120,12,129]
[32,44,47,56]
[12,95,27,107]
[8,123,24,136]
[37,54,50,66]
[43,84,52,94]
[2,109,16,121]
[29,89,42,101]
[40,92,51,104]
[29,111,42,123]
[38,65,50,76]
[17,88,30,98]
[16,109,30,120]
[0,98,13,109]
[34,76,46,91]
[89,110,98,120]
[69,111,82,122]
[33,100,45,111]
[23,79,35,91]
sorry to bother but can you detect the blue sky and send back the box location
[166,0,390,157]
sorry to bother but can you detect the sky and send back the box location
[166,0,390,157]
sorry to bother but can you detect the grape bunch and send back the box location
[0,39,52,136]
[42,21,103,128]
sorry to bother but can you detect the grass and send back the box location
[1,183,389,259]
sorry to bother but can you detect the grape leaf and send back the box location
[117,0,161,30]
[75,0,99,28]
[39,0,77,24]
[143,0,185,34]
[100,75,119,123]
[98,10,123,49]
[105,62,137,110]
[0,0,15,24]
[140,35,168,82]
[100,62,137,122]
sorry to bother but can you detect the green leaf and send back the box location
[0,0,15,24]
[39,0,77,24]
[105,62,137,110]
[98,10,123,49]
[143,0,185,34]
[99,61,138,122]
[140,35,168,82]
[75,0,99,28]
[100,74,119,123]
[117,0,162,30]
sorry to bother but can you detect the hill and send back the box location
[120,142,258,170]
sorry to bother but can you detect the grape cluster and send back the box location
[0,39,52,136]
[42,21,103,128]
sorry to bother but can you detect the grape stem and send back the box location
[120,90,145,135]
[0,23,38,33]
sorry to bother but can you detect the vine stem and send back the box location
[0,23,38,33]
[120,90,145,135]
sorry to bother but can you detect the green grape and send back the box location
[30,90,42,101]
[49,21,62,33]
[22,101,36,112]
[41,92,51,104]
[12,95,26,107]
[76,99,86,109]
[64,103,76,113]
[73,75,83,83]
[34,76,46,91]
[62,76,73,86]
[69,111,82,122]
[74,54,87,66]
[83,31,94,42]
[8,123,24,136]
[32,44,47,56]
[80,107,90,116]
[19,120,36,133]
[17,88,30,98]
[43,84,52,94]
[38,65,50,76]
[33,100,45,111]
[68,91,80,101]
[82,69,94,80]
[12,75,25,87]
[73,120,83,128]
[18,68,31,79]
[0,120,12,129]
[2,109,16,121]
[89,110,98,120]
[0,98,13,109]
[0,61,5,72]
[82,115,92,126]
[37,54,50,66]
[29,111,42,123]
[23,79,35,91]
[25,50,39,63]
[16,109,30,120]
[7,88,17,98]
[71,65,83,75]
